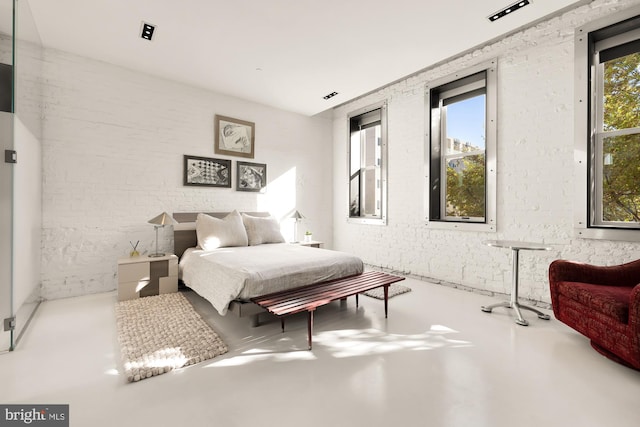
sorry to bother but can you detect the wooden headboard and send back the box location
[172,211,271,259]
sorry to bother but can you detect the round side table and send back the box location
[481,240,552,326]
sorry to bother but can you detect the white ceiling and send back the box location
[17,0,588,116]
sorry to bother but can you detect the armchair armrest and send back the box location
[549,258,640,288]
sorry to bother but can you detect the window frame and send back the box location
[574,6,640,241]
[347,101,388,225]
[424,60,497,232]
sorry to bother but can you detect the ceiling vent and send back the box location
[323,92,338,100]
[488,0,530,22]
[140,22,156,41]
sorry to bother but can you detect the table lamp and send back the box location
[287,210,305,242]
[148,212,176,257]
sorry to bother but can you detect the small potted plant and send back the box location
[304,230,313,243]
[129,241,140,257]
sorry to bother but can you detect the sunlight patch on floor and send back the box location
[204,324,472,366]
[205,341,317,367]
[124,347,189,371]
[314,325,473,358]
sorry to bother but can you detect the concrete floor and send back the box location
[1,275,639,427]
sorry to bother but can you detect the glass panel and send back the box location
[0,0,13,351]
[443,94,486,220]
[361,125,380,217]
[445,153,485,218]
[363,168,376,215]
[602,133,640,223]
[9,0,43,350]
[349,174,360,217]
[445,94,486,152]
[349,129,360,218]
[603,52,640,132]
[350,132,360,176]
[363,125,378,168]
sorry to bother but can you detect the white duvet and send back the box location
[179,243,364,315]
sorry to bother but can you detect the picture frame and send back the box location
[214,115,255,158]
[183,155,231,187]
[236,161,267,192]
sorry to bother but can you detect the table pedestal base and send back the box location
[482,242,553,326]
[481,301,550,326]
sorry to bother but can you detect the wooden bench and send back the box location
[251,271,406,350]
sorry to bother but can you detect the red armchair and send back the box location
[549,259,640,370]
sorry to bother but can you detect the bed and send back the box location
[173,211,364,322]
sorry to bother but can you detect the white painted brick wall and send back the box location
[332,0,640,304]
[40,49,333,299]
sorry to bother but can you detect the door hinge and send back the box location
[4,316,15,332]
[4,150,17,164]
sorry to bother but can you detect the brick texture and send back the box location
[40,49,333,299]
[332,0,640,304]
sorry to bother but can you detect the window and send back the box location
[575,7,640,240]
[348,102,387,224]
[426,61,497,231]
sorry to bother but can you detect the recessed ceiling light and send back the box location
[323,92,338,100]
[488,0,530,22]
[140,22,156,41]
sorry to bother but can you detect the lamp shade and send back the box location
[288,210,305,221]
[148,212,176,226]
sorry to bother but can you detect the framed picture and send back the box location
[214,115,255,158]
[237,161,267,192]
[183,155,231,187]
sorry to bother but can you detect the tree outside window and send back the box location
[599,52,640,224]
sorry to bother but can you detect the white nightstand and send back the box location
[297,240,324,248]
[117,254,178,301]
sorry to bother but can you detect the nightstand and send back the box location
[117,254,178,301]
[297,240,323,248]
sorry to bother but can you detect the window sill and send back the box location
[426,220,496,232]
[574,227,640,242]
[348,217,387,226]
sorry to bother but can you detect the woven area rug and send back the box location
[115,292,228,383]
[363,283,412,299]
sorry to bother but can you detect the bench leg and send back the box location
[384,284,389,318]
[281,317,285,332]
[250,314,260,327]
[307,310,314,350]
[356,293,359,307]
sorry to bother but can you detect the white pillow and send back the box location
[241,213,285,246]
[196,211,248,250]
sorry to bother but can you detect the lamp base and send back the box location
[149,252,165,258]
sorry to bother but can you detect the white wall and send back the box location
[332,0,640,304]
[40,49,333,299]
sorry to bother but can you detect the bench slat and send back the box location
[265,274,403,315]
[254,271,400,305]
[251,271,405,350]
